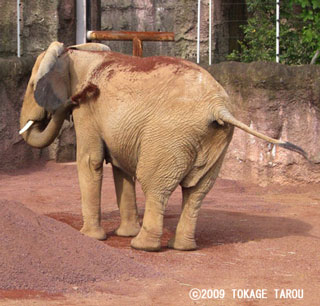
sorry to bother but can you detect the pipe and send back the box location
[276,0,280,63]
[197,0,201,64]
[87,31,174,42]
[76,0,87,44]
[209,0,212,65]
[17,0,21,57]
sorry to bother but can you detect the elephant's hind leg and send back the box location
[112,166,140,237]
[132,154,188,251]
[76,130,106,240]
[168,149,227,250]
[130,192,170,251]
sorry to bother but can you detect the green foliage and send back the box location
[227,0,320,64]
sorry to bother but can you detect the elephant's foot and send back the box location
[80,225,107,240]
[168,236,197,251]
[115,221,141,237]
[130,228,161,252]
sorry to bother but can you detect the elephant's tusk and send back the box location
[19,120,34,135]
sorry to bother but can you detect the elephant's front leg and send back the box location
[112,166,140,237]
[77,135,106,240]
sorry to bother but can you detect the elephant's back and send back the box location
[94,52,230,152]
[94,53,224,109]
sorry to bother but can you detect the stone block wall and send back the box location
[100,0,176,57]
[99,0,246,62]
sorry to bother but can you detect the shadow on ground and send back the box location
[47,208,312,250]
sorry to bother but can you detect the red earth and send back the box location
[0,161,319,305]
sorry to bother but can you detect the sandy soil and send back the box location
[0,161,319,305]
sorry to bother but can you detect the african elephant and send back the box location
[20,41,307,251]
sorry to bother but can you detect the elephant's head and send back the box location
[19,41,110,148]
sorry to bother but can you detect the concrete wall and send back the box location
[2,57,320,184]
[208,62,320,185]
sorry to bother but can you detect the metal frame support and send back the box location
[87,31,175,57]
[76,0,87,44]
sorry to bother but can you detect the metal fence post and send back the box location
[276,0,280,63]
[17,0,21,57]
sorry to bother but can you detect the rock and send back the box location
[0,0,76,57]
[0,56,41,170]
[0,1,18,56]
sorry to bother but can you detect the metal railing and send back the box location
[87,31,174,57]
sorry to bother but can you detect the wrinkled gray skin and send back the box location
[20,42,307,251]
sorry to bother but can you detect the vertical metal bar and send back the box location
[133,37,143,57]
[276,0,280,63]
[76,0,87,44]
[209,0,212,65]
[17,0,21,57]
[197,0,201,64]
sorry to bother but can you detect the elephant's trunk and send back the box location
[20,105,68,148]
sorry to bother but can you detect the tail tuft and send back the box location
[278,142,308,160]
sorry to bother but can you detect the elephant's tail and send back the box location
[215,107,309,160]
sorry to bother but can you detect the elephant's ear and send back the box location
[68,42,111,51]
[34,42,70,112]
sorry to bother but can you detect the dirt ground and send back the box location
[0,161,319,305]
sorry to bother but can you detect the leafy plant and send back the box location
[227,0,320,64]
